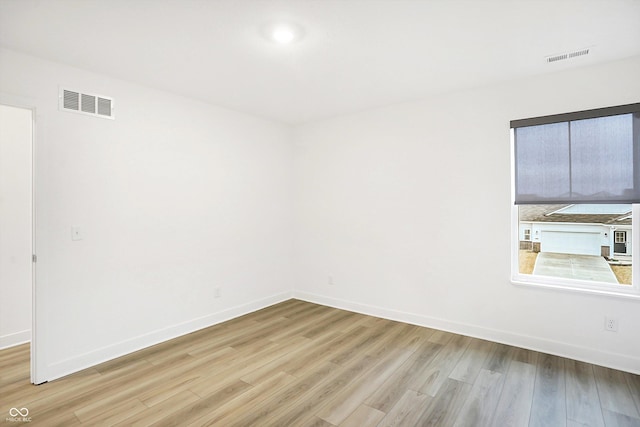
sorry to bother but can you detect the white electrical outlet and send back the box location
[605,316,618,332]
[328,276,334,286]
[71,226,84,241]
[214,287,221,298]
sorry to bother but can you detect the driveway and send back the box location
[533,252,619,283]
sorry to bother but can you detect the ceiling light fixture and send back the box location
[272,26,296,44]
[262,21,304,45]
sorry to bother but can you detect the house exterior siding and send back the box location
[520,222,612,256]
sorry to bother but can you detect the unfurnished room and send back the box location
[0,0,639,426]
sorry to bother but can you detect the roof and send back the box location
[519,204,632,225]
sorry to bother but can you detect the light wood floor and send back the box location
[1,299,639,426]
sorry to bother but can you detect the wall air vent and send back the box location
[59,88,114,119]
[546,48,590,63]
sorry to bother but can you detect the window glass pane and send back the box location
[518,204,632,286]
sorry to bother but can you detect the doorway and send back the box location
[0,103,34,381]
[614,231,628,254]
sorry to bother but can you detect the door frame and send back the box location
[1,93,43,384]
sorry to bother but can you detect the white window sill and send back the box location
[511,275,640,301]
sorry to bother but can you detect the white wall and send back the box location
[0,104,32,349]
[2,45,639,380]
[292,55,640,374]
[0,48,294,381]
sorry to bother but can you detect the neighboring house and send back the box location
[519,204,632,258]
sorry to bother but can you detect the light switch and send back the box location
[71,226,84,241]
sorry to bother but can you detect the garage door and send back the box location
[541,231,601,256]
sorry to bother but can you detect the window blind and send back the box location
[512,103,640,205]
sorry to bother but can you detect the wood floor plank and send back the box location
[188,335,306,393]
[284,301,334,322]
[626,372,640,418]
[223,317,292,350]
[565,359,605,427]
[265,306,340,343]
[0,344,30,385]
[136,346,237,407]
[249,299,308,321]
[186,371,298,427]
[601,409,640,427]
[483,342,512,374]
[22,358,158,422]
[418,334,472,397]
[144,330,231,364]
[330,320,405,367]
[240,332,341,386]
[284,326,369,377]
[223,361,343,427]
[1,299,638,426]
[114,389,201,427]
[364,341,442,412]
[339,404,385,427]
[593,365,640,418]
[150,379,253,426]
[339,313,376,334]
[74,348,232,419]
[137,372,202,408]
[415,378,472,426]
[76,397,147,425]
[490,360,536,427]
[449,338,496,384]
[625,372,640,395]
[305,416,336,427]
[366,322,427,358]
[263,355,384,427]
[377,389,432,427]
[27,409,83,426]
[529,353,567,427]
[186,343,281,397]
[315,348,414,425]
[428,330,455,345]
[452,369,504,427]
[0,343,30,373]
[303,309,360,339]
[2,365,101,410]
[509,345,539,366]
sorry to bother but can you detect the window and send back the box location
[511,103,640,297]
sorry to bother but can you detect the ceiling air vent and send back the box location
[546,48,590,63]
[59,88,114,119]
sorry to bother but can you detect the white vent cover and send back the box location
[546,48,590,63]
[59,88,114,119]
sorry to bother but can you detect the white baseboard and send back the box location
[293,291,640,375]
[43,292,293,382]
[0,330,31,350]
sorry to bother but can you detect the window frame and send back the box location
[510,128,640,300]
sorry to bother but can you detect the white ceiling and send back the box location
[1,0,639,124]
